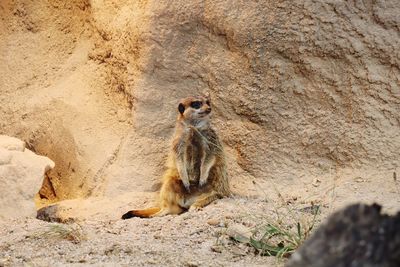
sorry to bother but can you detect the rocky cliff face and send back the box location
[0,0,399,211]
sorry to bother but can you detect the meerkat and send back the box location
[122,93,230,219]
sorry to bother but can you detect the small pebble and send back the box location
[355,177,364,183]
[312,178,321,187]
[185,261,200,267]
[224,213,234,219]
[211,245,223,253]
[226,224,252,243]
[207,219,219,226]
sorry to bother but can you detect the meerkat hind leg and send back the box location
[151,205,184,217]
[156,176,186,216]
[189,191,220,211]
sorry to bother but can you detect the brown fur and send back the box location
[122,94,230,219]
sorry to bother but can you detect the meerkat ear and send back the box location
[204,91,211,101]
[178,103,185,114]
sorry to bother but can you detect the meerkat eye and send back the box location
[206,100,210,106]
[190,101,202,109]
[178,103,185,114]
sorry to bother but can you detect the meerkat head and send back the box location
[177,93,212,127]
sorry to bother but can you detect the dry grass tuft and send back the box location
[32,223,86,244]
[227,180,325,259]
[247,204,320,258]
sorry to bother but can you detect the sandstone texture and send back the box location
[1,0,399,214]
[0,135,54,221]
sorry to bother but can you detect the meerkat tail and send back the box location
[121,207,161,219]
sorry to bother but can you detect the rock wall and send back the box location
[0,0,399,206]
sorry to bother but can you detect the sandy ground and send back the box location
[1,198,285,267]
[1,169,399,267]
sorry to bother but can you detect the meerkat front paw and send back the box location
[199,176,208,187]
[182,179,191,192]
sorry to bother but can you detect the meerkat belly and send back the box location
[186,142,202,183]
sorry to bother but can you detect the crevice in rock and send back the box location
[24,120,88,208]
